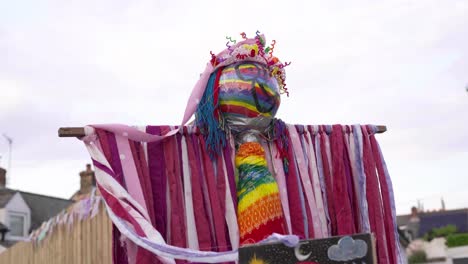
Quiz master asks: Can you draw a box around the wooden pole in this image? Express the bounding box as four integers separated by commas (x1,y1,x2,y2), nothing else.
58,125,387,137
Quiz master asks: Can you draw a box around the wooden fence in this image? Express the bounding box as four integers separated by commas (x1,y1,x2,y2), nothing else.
0,203,112,264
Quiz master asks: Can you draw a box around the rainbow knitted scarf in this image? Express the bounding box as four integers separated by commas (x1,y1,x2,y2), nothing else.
235,141,286,245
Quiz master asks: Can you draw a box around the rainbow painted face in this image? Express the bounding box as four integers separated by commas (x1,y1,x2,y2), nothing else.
218,62,281,120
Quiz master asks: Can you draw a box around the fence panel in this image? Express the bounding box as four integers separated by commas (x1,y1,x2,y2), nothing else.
0,203,112,264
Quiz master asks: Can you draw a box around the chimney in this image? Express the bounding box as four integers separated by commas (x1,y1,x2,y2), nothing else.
79,164,96,195
0,167,6,188
410,206,419,218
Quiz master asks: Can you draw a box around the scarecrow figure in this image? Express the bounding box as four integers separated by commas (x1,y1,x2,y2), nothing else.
194,33,290,245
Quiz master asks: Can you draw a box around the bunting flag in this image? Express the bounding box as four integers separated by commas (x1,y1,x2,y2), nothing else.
80,123,404,264
29,193,102,244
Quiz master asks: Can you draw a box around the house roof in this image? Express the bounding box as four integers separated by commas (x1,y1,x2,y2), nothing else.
0,188,73,232
0,188,15,208
397,208,468,237
19,191,73,232
418,209,468,237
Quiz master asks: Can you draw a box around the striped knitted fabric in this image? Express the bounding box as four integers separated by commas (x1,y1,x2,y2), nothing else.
219,62,281,119
235,141,286,245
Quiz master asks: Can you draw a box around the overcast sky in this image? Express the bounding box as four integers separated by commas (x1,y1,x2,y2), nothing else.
1,0,467,215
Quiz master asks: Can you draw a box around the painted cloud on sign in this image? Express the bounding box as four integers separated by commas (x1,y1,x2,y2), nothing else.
327,236,368,261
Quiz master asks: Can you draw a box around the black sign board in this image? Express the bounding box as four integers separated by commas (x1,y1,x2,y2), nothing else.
239,233,376,264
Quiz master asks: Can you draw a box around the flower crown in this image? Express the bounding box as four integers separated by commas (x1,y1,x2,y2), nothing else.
209,31,290,96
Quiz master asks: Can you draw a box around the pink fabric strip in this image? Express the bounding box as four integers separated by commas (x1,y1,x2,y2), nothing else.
262,140,275,176
288,125,321,238
268,142,292,234
115,135,149,218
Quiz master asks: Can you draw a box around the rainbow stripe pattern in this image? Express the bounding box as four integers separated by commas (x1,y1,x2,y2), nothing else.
219,62,281,119
235,141,286,245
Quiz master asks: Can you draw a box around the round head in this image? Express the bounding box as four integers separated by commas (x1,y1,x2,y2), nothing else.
218,62,281,120
194,32,290,155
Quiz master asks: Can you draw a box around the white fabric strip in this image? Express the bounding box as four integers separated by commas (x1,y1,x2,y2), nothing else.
221,151,240,251
137,126,149,165
324,134,333,184
287,125,321,238
115,134,150,218
355,125,370,232
84,137,176,264
305,131,328,237
181,136,199,250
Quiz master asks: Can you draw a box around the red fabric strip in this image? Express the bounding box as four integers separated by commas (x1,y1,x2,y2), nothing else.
331,125,355,235
96,130,129,264
185,130,213,250
369,126,397,264
216,154,227,235
163,130,187,254
213,67,223,120
98,184,146,236
361,126,390,264
342,128,361,232
219,105,260,118
129,140,160,264
199,135,229,252
285,129,306,238
319,127,337,235
96,130,112,164
146,126,168,241
129,141,156,226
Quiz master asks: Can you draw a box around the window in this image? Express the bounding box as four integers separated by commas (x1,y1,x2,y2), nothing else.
9,214,25,237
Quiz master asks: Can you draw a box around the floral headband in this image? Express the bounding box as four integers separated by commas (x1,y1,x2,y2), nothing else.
208,31,290,96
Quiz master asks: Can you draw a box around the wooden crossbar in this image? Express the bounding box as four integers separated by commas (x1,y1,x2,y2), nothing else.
58,125,387,137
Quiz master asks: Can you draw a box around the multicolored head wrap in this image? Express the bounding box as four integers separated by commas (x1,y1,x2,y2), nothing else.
195,32,291,156
210,32,290,95
219,62,281,119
